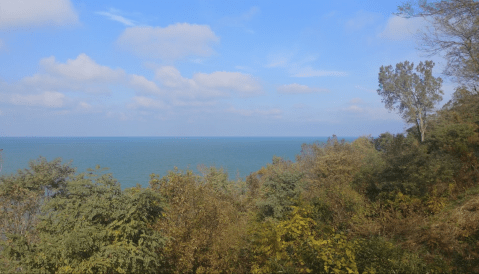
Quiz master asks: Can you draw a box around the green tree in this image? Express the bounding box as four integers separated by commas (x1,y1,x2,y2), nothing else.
0,157,75,272
378,60,443,142
0,157,75,240
255,156,304,220
3,167,166,274
397,0,479,89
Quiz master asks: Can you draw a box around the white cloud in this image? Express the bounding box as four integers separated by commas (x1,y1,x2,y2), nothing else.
40,54,124,81
0,0,78,29
349,98,364,104
194,71,262,95
128,96,167,109
170,100,217,107
292,66,348,77
155,66,262,98
155,66,194,89
346,105,364,113
129,74,162,94
78,101,92,110
0,53,135,113
96,10,136,26
19,54,125,94
9,91,65,108
378,16,427,41
345,10,381,31
227,106,282,118
106,111,132,121
117,23,219,60
277,83,329,94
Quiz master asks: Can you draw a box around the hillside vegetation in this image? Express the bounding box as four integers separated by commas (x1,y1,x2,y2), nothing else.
2,0,479,272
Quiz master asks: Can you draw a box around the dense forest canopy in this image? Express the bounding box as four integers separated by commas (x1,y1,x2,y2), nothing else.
1,0,479,273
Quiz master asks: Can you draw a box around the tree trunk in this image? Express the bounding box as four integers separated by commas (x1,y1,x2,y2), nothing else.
419,120,425,142
418,111,425,142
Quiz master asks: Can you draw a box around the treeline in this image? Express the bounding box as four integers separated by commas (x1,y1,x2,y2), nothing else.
0,88,478,273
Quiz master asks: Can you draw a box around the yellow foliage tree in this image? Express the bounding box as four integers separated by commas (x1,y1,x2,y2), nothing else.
249,203,359,274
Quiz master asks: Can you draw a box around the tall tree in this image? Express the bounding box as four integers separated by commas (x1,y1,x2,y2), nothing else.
397,0,479,90
378,60,443,142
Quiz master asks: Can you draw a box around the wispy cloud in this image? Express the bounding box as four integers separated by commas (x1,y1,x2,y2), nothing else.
265,49,298,68
323,11,337,19
277,83,329,94
349,98,364,104
96,10,137,26
292,66,348,77
378,16,427,41
127,96,168,109
266,56,291,68
5,91,65,108
345,105,364,113
355,85,376,93
266,51,347,77
234,65,249,71
345,10,381,32
117,23,219,61
342,99,402,121
221,6,260,26
226,106,282,118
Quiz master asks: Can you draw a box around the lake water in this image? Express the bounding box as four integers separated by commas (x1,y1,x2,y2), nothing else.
0,137,355,189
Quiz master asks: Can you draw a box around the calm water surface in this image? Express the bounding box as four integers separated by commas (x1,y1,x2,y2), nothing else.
0,137,355,189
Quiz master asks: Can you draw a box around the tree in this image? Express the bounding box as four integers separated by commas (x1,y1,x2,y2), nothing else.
397,0,479,90
0,157,74,241
149,168,249,273
248,203,360,274
378,60,443,142
255,156,304,220
0,157,75,272
3,167,166,274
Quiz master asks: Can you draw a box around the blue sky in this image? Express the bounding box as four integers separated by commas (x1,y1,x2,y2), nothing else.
0,0,454,137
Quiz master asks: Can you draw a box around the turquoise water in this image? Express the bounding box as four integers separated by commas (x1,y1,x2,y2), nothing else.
0,137,355,189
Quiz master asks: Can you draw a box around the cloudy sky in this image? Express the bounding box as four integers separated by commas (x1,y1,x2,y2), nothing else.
0,0,453,137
